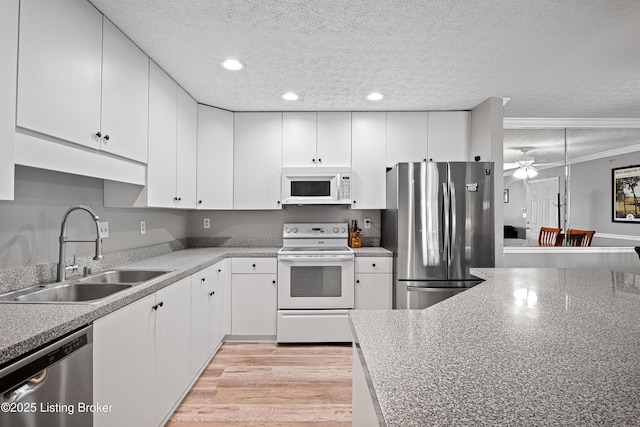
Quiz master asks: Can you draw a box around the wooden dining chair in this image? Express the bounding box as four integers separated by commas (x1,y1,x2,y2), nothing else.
565,229,596,247
538,227,562,246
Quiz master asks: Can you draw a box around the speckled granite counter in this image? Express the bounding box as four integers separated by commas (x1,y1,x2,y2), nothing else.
0,247,279,366
350,268,640,426
352,247,392,257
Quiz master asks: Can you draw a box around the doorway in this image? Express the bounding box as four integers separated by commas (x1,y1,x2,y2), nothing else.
526,177,560,244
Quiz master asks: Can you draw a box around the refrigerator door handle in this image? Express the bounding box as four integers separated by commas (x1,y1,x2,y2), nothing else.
449,181,457,263
442,182,450,264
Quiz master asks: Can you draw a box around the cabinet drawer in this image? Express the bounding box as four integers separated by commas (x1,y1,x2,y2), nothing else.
231,257,277,274
355,257,392,274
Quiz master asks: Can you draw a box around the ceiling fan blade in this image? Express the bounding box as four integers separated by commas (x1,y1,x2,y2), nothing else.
503,162,520,170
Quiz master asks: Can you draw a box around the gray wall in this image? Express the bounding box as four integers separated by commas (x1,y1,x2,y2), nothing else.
190,206,381,241
0,166,189,270
570,151,640,241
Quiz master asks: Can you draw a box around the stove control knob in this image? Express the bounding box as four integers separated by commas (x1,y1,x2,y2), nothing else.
292,228,298,233
340,227,346,233
333,227,339,233
285,228,291,233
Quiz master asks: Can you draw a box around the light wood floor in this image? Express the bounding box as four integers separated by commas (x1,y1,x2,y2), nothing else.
167,342,353,427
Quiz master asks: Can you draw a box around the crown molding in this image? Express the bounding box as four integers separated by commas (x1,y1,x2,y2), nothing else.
503,118,640,129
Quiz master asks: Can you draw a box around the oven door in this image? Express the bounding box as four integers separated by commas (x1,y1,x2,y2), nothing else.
278,255,354,309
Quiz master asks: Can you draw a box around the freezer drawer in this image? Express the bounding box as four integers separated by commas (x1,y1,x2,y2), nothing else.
395,280,483,309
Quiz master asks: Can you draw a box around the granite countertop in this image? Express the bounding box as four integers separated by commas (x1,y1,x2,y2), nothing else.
352,247,392,256
0,245,391,366
350,268,640,426
0,247,279,366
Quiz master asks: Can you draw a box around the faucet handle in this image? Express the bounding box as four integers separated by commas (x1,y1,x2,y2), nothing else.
66,255,79,273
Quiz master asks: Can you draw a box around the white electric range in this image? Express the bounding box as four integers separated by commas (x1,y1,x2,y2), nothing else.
276,223,355,343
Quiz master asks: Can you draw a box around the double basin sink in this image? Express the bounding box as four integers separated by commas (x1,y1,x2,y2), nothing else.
0,270,171,304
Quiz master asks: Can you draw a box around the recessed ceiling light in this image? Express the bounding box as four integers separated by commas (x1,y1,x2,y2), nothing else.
282,92,299,101
366,92,385,101
221,59,245,71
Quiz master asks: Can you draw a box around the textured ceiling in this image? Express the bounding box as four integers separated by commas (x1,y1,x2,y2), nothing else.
88,0,640,117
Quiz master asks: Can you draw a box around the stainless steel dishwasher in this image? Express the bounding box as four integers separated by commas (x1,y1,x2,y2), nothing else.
0,325,93,427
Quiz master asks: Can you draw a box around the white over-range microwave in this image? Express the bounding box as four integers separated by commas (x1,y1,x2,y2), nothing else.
281,167,353,205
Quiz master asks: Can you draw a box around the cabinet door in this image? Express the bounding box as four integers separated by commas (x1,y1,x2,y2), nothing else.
147,61,178,208
176,87,198,208
196,105,234,209
427,111,470,161
231,273,277,335
352,112,386,209
100,18,149,163
190,267,213,377
210,271,226,351
355,273,393,309
94,294,156,427
386,112,428,166
155,276,192,424
17,0,102,149
283,112,317,167
317,112,351,167
233,113,283,209
0,0,18,200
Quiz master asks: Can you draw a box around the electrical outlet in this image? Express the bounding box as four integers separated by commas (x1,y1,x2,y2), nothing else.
364,218,371,229
98,221,109,238
204,218,210,229
140,220,146,235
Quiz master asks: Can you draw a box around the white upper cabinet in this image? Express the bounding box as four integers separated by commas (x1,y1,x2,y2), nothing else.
427,111,470,161
234,113,283,210
104,64,197,209
147,62,178,208
176,87,198,208
386,112,429,167
197,105,234,209
352,112,387,209
100,18,149,163
283,112,351,167
0,0,18,200
17,0,102,150
17,0,149,164
283,112,316,167
317,112,352,167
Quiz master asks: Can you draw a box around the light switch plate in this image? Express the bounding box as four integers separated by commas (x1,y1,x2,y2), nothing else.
140,220,146,235
98,221,109,238
204,218,210,229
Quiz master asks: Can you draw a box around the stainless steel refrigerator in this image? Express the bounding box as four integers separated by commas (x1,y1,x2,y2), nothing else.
382,162,495,309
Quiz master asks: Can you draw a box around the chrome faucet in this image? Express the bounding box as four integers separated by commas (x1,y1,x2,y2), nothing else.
57,205,104,282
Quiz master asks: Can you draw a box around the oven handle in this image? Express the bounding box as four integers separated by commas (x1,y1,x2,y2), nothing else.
278,255,354,262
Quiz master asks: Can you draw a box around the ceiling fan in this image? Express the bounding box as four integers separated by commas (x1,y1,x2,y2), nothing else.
504,147,539,179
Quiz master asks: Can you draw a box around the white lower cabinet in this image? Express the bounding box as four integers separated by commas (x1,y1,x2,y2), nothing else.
94,276,193,427
354,257,393,309
352,345,381,426
155,277,192,425
190,261,227,377
231,258,278,336
94,293,156,427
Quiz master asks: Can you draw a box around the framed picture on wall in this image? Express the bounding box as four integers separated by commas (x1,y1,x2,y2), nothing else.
613,164,640,223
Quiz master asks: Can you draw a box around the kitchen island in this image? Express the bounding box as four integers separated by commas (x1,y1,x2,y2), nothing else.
350,268,640,426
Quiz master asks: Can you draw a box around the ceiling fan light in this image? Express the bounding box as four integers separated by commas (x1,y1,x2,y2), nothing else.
514,166,538,180
513,167,528,179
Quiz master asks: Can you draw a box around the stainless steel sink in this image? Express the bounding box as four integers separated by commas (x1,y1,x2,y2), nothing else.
0,269,171,304
75,269,170,284
15,283,132,303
